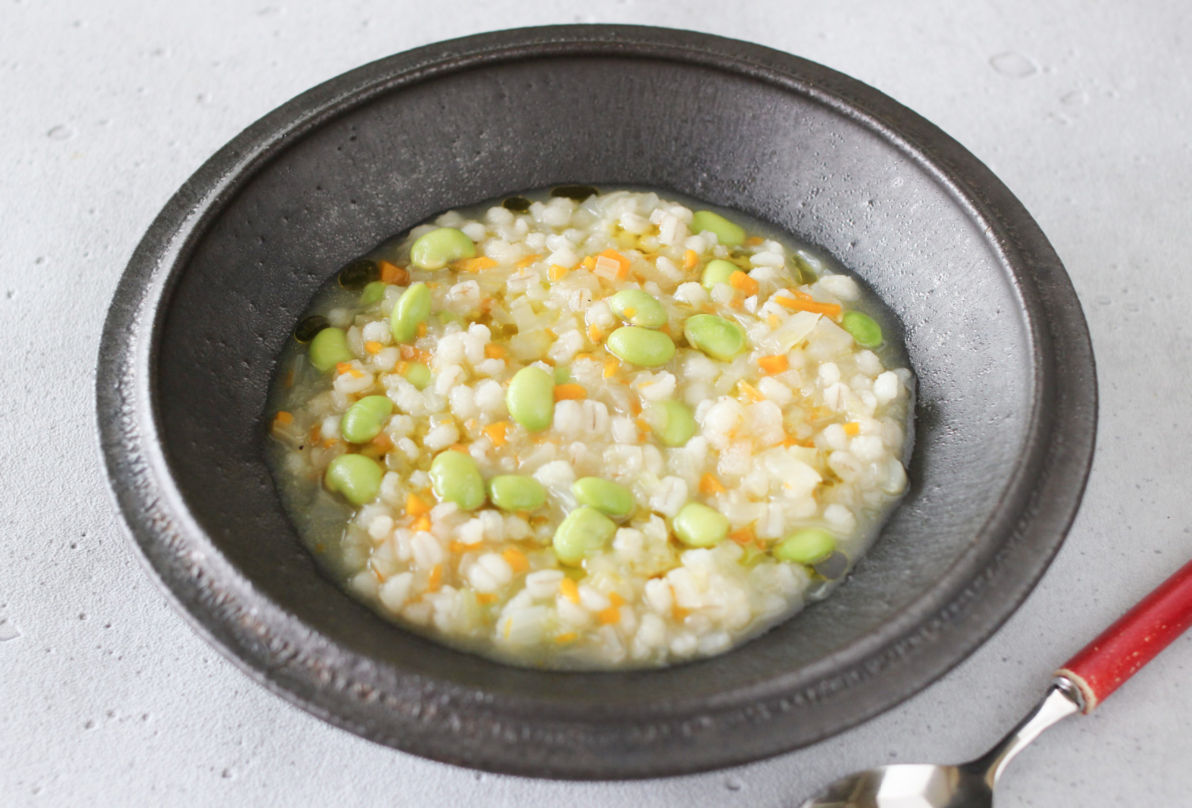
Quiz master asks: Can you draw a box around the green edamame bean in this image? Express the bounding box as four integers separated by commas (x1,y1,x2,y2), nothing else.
607,289,667,328
429,450,485,510
410,227,476,270
324,453,385,506
360,280,387,305
841,311,883,348
672,502,729,547
683,314,747,361
605,326,676,367
403,361,431,390
571,477,636,518
644,399,697,447
690,210,746,247
390,281,431,343
488,474,547,512
308,327,354,371
505,366,555,432
552,506,617,565
773,528,836,564
339,395,394,443
701,258,738,290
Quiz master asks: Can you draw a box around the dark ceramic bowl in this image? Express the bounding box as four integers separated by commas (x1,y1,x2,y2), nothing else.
97,25,1096,779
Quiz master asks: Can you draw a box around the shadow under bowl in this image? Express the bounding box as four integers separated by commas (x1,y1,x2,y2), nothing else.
97,25,1096,779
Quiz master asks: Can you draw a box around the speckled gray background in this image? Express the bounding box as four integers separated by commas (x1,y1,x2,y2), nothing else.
2,1,1190,805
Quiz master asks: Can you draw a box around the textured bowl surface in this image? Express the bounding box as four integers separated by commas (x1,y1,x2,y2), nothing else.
97,25,1096,779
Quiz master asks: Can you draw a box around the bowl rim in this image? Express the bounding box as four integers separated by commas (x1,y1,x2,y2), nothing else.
96,24,1097,779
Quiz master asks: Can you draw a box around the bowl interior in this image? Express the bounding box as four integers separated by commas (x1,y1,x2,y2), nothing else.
113,29,1093,779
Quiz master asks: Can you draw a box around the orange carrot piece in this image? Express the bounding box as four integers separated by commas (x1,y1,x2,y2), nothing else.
460,256,497,272
596,249,631,279
729,526,756,546
483,421,509,447
484,343,507,359
406,492,431,517
683,249,698,270
502,548,529,573
602,359,619,378
412,514,432,533
729,270,759,297
426,564,443,592
554,632,578,644
699,473,727,496
608,592,626,608
549,264,570,281
774,291,842,318
559,578,580,604
379,260,408,285
273,411,293,427
587,323,603,343
745,236,764,246
581,255,597,270
597,606,621,625
738,380,765,402
364,340,383,355
371,432,393,452
843,421,861,436
553,383,587,401
758,354,789,375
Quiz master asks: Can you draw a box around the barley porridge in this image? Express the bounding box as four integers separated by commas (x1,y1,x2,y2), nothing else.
267,188,914,670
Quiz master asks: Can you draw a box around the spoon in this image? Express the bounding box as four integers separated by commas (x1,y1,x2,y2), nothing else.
799,557,1192,808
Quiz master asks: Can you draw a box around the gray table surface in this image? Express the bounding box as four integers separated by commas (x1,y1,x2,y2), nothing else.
3,1,1190,805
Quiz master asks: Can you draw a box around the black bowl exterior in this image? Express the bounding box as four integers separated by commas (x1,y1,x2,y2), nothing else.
97,25,1095,778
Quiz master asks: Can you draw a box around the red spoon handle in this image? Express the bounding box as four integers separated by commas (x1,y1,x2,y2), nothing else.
1056,557,1192,713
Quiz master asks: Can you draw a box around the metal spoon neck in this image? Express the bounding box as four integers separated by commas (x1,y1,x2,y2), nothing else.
967,676,1084,788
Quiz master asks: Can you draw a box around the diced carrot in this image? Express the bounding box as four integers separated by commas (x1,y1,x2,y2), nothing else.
843,421,861,436
484,343,507,359
729,526,756,546
371,432,393,452
335,362,363,378
699,473,727,496
738,380,765,402
629,398,642,415
460,256,497,272
758,354,789,375
581,255,596,270
273,411,293,427
553,383,587,401
603,359,619,378
406,492,431,517
476,592,498,605
683,249,698,270
483,421,509,447
608,592,626,608
549,264,570,282
379,260,408,285
309,423,322,443
559,578,580,604
596,249,631,279
321,438,337,449
412,514,432,533
554,632,578,644
449,443,469,454
729,270,760,297
502,547,529,573
774,290,842,318
745,236,764,246
364,340,383,354
515,254,541,269
587,323,603,343
426,564,443,592
597,606,621,625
